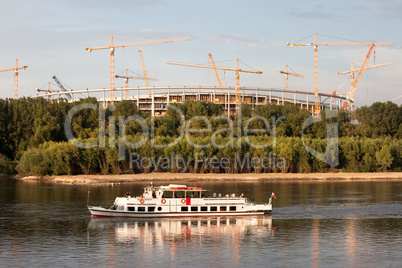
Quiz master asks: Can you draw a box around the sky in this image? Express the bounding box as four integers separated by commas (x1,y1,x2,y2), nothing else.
0,0,401,107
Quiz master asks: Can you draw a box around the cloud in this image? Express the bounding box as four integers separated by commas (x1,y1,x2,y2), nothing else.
196,33,270,48
354,0,402,19
288,9,346,21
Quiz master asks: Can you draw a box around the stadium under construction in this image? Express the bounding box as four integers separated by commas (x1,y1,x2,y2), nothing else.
32,85,352,116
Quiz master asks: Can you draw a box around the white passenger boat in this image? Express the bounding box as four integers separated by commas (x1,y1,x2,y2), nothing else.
88,184,276,218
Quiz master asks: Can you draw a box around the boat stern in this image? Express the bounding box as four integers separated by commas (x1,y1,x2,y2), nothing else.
255,203,272,214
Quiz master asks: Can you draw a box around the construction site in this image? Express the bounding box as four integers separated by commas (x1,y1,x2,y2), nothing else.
4,34,393,116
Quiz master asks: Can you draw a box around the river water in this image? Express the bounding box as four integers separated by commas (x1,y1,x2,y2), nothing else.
1,178,401,267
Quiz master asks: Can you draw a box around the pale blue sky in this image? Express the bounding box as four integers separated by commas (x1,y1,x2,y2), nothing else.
0,0,400,106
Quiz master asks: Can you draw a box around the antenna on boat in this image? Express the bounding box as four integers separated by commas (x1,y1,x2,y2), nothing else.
87,190,90,205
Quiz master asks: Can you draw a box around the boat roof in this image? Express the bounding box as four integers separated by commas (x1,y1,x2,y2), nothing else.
158,184,207,191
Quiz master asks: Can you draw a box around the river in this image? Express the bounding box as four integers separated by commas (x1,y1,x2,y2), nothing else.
1,178,401,267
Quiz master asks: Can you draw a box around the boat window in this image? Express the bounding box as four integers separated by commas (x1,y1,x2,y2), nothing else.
191,206,198,212
200,206,208,211
148,207,155,212
158,207,162,211
181,206,188,212
138,207,146,212
127,206,135,211
210,206,217,211
230,206,236,211
220,206,227,211
163,191,173,198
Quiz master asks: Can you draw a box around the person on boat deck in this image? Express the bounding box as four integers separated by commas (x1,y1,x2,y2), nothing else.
125,192,131,198
240,193,244,198
191,192,195,198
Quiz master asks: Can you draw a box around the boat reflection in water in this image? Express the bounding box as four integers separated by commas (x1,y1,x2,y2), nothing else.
88,216,273,248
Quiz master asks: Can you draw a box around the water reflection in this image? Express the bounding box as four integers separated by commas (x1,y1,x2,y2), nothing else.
88,216,273,265
88,216,273,244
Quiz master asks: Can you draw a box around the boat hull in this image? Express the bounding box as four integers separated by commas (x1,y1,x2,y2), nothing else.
88,206,271,218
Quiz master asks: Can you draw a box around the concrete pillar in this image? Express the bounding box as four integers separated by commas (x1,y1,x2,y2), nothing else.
256,89,259,105
137,89,139,109
227,89,230,116
151,90,155,117
167,89,170,106
269,90,272,104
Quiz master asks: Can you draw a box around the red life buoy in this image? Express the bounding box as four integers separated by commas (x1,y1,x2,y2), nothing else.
181,198,186,204
139,198,145,204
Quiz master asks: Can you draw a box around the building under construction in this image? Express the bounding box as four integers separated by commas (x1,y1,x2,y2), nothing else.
32,86,351,116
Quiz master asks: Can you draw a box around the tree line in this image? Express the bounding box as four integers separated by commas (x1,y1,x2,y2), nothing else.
0,97,400,175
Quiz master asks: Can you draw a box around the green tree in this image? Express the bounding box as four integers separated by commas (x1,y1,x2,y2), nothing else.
375,145,393,171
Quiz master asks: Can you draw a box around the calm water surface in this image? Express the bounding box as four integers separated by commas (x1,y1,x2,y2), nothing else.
0,178,401,267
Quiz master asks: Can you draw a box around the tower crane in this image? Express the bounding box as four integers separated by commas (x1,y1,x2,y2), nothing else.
287,33,393,116
35,82,58,101
167,54,262,112
341,44,376,111
115,69,158,98
85,35,189,104
278,65,304,98
338,61,392,110
0,59,28,99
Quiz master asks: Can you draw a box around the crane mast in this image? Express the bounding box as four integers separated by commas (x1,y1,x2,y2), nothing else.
0,59,28,99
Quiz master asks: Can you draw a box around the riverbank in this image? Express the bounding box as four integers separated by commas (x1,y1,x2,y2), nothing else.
16,172,402,185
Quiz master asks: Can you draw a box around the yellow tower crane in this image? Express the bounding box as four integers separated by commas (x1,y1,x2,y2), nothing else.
0,59,28,99
85,35,189,104
287,33,393,116
278,65,304,98
167,54,262,112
